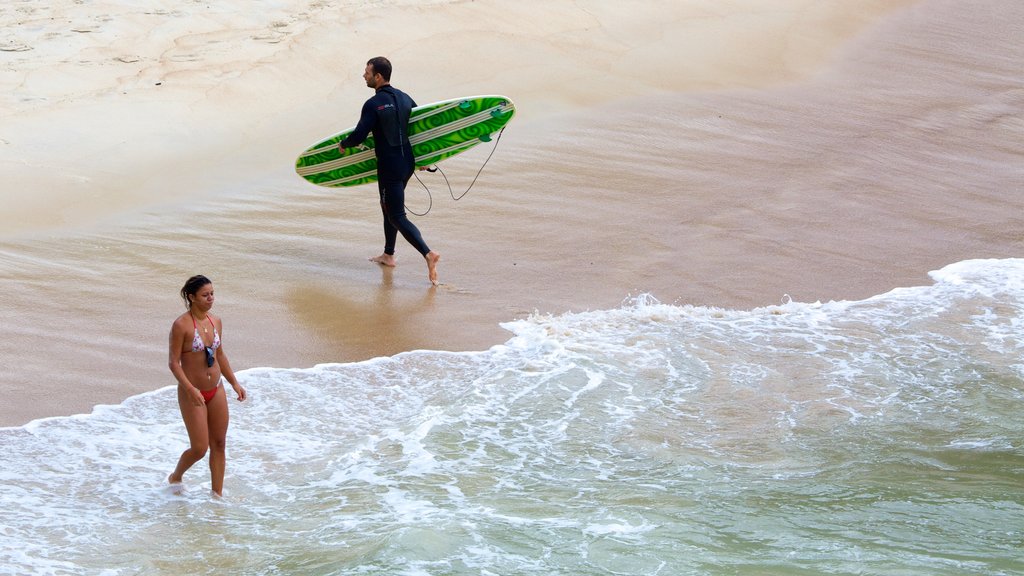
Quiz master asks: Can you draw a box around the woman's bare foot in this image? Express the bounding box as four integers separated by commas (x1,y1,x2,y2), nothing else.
425,251,441,285
168,474,184,494
369,253,397,267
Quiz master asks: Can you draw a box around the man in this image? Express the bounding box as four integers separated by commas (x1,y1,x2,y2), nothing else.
338,56,441,285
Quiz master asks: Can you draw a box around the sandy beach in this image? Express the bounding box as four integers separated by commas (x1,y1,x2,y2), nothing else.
1,0,1021,427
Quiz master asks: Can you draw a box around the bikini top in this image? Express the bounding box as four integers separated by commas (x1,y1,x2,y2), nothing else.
191,314,221,353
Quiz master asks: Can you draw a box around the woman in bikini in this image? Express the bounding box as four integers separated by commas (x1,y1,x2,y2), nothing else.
168,275,246,496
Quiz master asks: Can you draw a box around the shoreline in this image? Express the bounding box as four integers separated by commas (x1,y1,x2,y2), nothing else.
3,0,1022,428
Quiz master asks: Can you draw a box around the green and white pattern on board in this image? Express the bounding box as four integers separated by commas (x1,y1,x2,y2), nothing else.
295,95,516,188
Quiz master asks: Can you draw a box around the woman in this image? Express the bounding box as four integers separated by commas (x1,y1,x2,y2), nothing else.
168,275,246,496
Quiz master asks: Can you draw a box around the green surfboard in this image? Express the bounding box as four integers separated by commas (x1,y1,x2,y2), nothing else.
295,94,515,188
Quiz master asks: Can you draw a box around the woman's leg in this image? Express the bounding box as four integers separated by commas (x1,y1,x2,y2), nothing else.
169,386,210,484
205,385,230,496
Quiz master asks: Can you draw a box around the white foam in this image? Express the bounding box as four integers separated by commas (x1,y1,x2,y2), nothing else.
2,258,1023,574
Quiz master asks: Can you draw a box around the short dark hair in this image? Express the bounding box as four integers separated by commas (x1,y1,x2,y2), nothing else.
367,56,392,81
180,275,212,309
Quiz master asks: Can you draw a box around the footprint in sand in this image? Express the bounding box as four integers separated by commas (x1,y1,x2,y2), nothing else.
438,283,472,294
253,19,294,44
0,40,32,52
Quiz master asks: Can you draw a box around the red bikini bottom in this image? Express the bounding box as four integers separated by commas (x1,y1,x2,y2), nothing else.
200,385,219,404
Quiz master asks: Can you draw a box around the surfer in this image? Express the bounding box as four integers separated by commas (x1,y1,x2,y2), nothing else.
167,275,246,497
338,56,441,286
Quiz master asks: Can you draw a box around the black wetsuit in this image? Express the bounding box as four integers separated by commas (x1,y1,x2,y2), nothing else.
339,85,430,257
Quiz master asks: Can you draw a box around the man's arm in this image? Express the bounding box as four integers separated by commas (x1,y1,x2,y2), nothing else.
339,99,376,150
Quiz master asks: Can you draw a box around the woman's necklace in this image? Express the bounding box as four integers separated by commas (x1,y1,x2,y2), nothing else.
191,312,209,333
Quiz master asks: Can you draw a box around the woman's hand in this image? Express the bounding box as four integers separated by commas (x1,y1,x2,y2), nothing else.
232,382,247,402
187,385,205,406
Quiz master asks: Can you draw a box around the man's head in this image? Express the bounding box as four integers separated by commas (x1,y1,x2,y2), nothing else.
363,56,392,89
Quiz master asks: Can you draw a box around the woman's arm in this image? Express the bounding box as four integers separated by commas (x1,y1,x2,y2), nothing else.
168,319,204,406
214,318,246,401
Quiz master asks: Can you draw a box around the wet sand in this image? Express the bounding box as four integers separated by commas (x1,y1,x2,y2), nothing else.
1,0,1021,426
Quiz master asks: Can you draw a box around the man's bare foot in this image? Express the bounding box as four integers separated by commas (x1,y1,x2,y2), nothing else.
370,253,396,267
425,251,441,285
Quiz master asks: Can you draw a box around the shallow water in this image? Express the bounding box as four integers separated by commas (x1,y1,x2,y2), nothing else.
1,1,1023,572
2,259,1022,575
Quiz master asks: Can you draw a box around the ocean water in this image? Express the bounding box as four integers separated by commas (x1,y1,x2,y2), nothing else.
1,258,1022,575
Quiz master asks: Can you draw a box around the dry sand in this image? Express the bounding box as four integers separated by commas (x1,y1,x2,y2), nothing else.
1,0,1021,426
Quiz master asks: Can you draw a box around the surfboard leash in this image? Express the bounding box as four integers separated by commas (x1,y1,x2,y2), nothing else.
408,127,506,216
